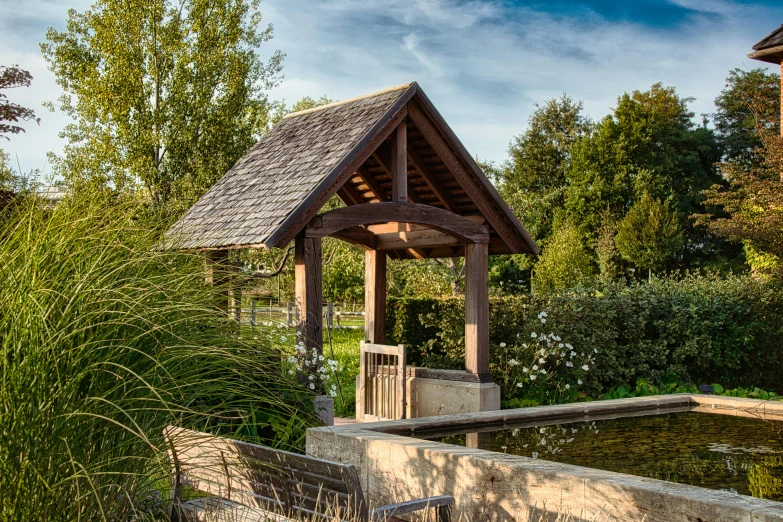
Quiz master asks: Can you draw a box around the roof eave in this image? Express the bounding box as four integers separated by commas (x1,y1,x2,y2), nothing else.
748,45,783,65
410,88,541,256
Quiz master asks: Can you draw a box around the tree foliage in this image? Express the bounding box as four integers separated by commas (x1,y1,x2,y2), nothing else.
615,191,684,273
0,65,39,139
533,224,594,291
42,0,283,212
500,95,590,243
714,68,780,168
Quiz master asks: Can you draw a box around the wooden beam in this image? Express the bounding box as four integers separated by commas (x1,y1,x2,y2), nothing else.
373,146,424,204
331,226,376,250
375,228,462,251
391,121,407,202
205,250,230,315
407,100,537,255
365,250,386,344
304,202,489,244
295,236,322,354
407,147,459,212
465,242,489,378
357,165,387,201
337,185,361,206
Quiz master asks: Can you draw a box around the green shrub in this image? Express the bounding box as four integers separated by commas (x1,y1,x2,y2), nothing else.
387,275,783,400
0,194,314,521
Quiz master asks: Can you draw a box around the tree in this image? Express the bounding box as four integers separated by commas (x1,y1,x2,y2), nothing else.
42,0,284,212
565,83,727,268
533,224,595,291
696,132,783,277
714,68,780,168
615,191,684,275
499,95,590,244
0,65,39,139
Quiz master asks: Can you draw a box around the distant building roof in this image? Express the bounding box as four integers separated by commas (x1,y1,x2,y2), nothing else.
37,186,68,203
749,24,783,64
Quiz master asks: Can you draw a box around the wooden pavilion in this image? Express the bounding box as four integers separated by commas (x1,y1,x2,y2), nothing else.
165,82,538,415
749,23,783,136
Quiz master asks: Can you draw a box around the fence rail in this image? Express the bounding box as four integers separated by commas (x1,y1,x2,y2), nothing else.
232,300,365,330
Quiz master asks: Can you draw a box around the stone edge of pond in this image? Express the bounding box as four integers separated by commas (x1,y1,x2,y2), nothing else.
306,395,783,521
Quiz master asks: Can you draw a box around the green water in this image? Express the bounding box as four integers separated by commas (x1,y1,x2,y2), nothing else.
424,411,783,499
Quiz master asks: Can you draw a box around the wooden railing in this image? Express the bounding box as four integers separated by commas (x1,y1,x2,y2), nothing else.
232,301,365,329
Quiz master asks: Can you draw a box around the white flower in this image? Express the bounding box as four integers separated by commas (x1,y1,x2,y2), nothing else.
558,343,564,348
532,365,538,371
594,348,598,353
287,356,297,363
522,367,529,373
565,384,571,390
538,311,548,318
570,351,576,357
288,370,295,375
516,382,524,388
499,342,507,348
582,365,590,371
577,379,583,385
565,343,573,349
281,336,287,341
308,375,314,380
530,374,537,380
509,359,519,366
309,383,315,390
538,358,546,364
531,332,537,338
540,369,547,375
566,361,573,367
540,317,547,324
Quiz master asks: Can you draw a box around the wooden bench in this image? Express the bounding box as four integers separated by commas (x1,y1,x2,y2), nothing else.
164,426,454,522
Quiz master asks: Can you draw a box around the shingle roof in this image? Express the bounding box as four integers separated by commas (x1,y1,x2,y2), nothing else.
164,84,414,250
164,81,539,256
753,24,783,51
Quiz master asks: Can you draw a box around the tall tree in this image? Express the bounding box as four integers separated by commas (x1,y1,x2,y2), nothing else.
714,68,780,169
565,83,726,268
499,95,590,244
42,0,283,212
533,223,595,291
615,191,684,276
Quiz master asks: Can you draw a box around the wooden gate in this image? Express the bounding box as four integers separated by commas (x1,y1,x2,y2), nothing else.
359,342,406,422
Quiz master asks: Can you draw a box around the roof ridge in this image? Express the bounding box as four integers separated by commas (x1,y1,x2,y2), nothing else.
281,82,415,119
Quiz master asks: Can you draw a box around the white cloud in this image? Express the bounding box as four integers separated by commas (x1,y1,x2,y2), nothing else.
2,0,782,175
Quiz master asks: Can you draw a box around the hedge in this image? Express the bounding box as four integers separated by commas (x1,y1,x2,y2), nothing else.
386,275,783,398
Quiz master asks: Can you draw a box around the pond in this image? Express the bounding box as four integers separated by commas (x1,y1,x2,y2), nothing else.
423,410,783,500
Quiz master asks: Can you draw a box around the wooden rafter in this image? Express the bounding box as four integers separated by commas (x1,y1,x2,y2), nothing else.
407,146,459,212
357,165,388,202
407,99,538,255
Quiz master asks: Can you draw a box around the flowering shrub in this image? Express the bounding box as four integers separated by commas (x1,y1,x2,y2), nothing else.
387,275,783,395
285,340,340,398
497,311,595,406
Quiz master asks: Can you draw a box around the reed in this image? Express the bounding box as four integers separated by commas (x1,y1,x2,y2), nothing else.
0,192,314,521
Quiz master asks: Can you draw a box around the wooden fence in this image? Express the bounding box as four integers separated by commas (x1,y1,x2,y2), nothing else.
232,300,365,330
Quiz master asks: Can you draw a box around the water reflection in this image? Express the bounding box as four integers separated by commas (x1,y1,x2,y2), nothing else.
430,411,783,500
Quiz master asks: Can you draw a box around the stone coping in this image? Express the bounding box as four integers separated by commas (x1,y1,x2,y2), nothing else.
307,395,783,521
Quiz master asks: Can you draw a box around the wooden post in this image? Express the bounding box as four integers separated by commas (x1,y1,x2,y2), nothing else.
250,299,257,327
391,121,407,202
465,242,490,379
205,250,230,315
295,236,323,354
230,286,242,323
365,250,386,344
286,302,293,327
326,302,334,330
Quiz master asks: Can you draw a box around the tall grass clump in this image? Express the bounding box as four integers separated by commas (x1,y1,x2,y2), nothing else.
0,192,315,521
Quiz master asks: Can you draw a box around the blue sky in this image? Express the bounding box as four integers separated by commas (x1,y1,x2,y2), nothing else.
1,0,782,178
